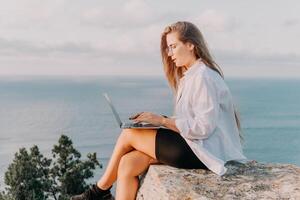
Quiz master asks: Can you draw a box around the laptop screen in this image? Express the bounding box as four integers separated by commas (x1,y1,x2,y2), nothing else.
103,93,122,127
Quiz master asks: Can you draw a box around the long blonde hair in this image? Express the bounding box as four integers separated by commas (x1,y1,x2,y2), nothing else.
160,21,243,142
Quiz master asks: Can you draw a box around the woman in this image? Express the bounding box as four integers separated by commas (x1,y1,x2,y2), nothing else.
71,21,247,200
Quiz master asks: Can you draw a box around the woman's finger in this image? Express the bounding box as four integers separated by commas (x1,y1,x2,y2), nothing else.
129,112,143,120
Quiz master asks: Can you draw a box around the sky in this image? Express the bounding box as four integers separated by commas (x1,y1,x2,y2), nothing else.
0,0,300,78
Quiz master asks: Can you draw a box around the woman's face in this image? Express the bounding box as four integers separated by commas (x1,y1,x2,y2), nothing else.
166,31,196,69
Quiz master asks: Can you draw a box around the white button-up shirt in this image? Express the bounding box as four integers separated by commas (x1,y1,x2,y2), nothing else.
174,59,247,176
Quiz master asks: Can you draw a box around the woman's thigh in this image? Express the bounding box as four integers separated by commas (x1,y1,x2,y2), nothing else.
155,128,208,169
121,128,157,160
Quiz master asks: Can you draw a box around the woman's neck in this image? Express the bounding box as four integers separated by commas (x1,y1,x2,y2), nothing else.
184,57,198,71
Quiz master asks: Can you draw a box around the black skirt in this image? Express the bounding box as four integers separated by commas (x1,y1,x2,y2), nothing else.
155,128,208,169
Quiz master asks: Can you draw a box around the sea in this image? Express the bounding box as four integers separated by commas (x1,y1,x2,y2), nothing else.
0,76,300,193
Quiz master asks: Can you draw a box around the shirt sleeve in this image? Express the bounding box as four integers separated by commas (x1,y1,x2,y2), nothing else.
175,76,219,140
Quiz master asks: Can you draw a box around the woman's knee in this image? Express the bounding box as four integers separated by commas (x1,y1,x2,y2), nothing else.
117,129,134,146
119,129,136,142
118,151,151,178
119,129,157,159
119,129,141,146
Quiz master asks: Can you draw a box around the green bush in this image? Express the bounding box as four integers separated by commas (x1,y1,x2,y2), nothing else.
2,135,101,200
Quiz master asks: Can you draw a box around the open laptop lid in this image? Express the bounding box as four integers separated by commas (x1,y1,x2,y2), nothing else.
103,93,122,128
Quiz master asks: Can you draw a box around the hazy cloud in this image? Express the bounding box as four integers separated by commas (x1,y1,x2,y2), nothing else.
193,10,240,32
282,18,299,27
80,0,163,28
0,38,95,56
214,49,300,66
0,0,300,77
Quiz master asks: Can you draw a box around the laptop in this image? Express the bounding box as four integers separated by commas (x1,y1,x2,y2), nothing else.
103,93,162,129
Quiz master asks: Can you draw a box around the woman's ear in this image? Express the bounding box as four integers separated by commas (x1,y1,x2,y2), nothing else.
187,42,195,51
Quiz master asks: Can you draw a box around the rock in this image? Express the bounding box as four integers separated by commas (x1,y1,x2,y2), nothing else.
136,161,300,200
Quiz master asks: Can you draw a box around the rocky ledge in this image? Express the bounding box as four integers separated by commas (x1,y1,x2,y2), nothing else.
136,161,300,200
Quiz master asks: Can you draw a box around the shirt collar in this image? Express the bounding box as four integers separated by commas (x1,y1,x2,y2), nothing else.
178,59,203,85
183,58,203,78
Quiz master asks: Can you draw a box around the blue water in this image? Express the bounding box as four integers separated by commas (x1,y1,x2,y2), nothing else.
0,76,300,191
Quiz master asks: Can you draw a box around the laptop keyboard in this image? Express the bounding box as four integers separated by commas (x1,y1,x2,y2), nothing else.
123,122,154,128
132,123,143,127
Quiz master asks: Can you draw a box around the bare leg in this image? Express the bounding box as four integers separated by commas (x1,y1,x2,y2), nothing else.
116,150,155,200
97,129,157,190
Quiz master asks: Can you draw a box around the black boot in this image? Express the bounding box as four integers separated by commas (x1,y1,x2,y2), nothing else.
70,184,114,200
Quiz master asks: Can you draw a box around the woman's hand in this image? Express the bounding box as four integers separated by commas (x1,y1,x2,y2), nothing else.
129,112,164,126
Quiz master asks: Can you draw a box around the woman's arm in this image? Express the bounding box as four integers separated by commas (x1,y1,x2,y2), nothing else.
160,116,180,133
131,112,180,133
174,76,219,140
